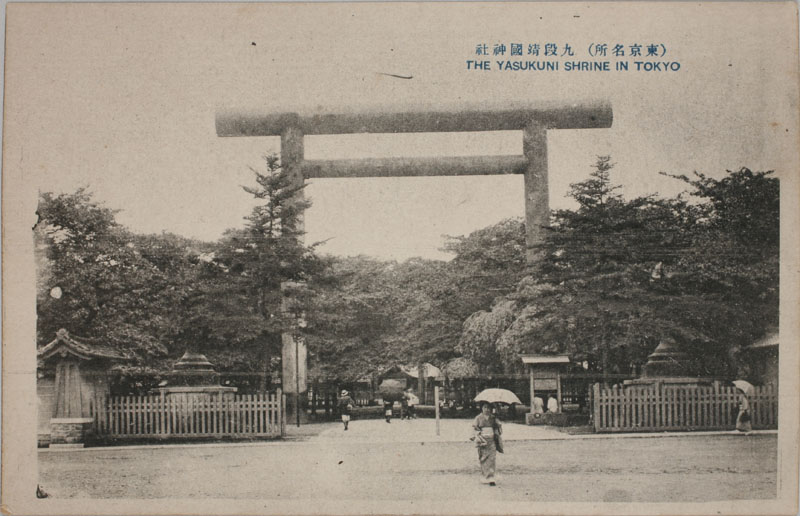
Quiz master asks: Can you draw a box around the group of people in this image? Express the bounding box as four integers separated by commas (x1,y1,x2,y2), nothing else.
394,388,419,421
530,395,559,414
337,388,420,429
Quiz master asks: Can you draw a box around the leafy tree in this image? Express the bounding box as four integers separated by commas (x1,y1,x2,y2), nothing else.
387,258,464,366
36,188,121,341
663,168,779,248
459,159,779,379
35,189,194,367
35,154,327,381
660,168,779,303
441,218,527,315
458,299,516,373
304,217,528,380
303,256,398,381
304,255,465,380
661,168,779,371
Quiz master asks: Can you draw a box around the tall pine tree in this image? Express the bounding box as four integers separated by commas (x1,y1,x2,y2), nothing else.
215,154,325,387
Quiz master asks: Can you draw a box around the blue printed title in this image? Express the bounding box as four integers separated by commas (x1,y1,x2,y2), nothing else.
467,43,680,72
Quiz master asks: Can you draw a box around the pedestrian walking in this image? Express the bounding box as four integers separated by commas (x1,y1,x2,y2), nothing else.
471,401,503,486
338,390,356,431
735,388,752,433
383,398,393,423
405,389,418,419
400,391,409,420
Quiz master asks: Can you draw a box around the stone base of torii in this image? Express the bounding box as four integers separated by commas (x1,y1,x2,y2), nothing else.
216,101,613,424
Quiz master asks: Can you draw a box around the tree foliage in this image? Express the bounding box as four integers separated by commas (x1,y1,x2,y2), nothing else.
36,154,327,378
36,158,778,385
35,189,200,368
183,154,326,376
459,159,778,378
303,256,398,381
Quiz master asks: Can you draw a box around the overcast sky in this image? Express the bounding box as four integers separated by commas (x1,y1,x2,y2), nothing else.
5,3,797,260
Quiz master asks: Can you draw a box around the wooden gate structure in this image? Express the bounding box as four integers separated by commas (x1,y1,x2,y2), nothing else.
593,383,777,433
216,101,614,423
89,390,285,440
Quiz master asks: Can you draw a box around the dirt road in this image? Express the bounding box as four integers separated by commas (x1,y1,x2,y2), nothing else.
39,422,775,502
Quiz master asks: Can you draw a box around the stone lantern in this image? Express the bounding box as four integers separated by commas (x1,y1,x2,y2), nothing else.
152,350,237,401
625,338,713,387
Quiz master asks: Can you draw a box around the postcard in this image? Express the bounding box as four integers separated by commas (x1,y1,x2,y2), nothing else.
2,2,798,515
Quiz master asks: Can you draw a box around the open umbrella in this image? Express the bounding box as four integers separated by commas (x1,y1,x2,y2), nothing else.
732,380,755,395
474,388,522,405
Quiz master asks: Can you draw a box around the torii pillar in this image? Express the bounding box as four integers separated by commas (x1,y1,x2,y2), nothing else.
217,101,613,423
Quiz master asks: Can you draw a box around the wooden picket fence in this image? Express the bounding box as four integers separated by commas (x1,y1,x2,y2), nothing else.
90,391,285,439
593,383,777,433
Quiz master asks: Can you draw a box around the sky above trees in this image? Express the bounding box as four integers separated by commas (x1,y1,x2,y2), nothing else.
6,3,797,260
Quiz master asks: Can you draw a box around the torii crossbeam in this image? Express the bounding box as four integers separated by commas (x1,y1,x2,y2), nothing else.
216,101,613,422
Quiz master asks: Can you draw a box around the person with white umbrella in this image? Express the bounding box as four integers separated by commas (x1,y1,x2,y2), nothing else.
471,389,519,486
733,380,754,433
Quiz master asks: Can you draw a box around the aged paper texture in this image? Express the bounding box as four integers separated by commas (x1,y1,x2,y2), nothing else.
2,2,799,515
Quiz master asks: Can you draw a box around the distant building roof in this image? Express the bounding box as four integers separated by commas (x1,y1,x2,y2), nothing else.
749,331,778,349
38,329,130,362
382,363,443,380
520,354,570,365
401,363,443,379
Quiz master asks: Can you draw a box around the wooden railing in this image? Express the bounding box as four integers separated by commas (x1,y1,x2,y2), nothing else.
593,383,777,432
91,391,284,439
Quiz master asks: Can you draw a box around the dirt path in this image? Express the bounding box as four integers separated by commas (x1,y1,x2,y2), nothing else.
39,428,776,502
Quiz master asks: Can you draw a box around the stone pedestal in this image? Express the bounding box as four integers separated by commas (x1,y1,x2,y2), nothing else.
525,412,545,425
625,377,714,387
50,417,94,447
281,330,308,425
153,385,237,399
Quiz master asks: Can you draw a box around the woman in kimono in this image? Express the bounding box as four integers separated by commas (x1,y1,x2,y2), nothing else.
472,402,502,485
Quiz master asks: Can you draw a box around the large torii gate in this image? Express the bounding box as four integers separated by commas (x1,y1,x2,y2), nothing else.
216,101,613,422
